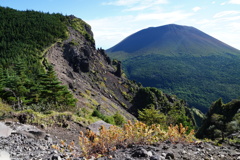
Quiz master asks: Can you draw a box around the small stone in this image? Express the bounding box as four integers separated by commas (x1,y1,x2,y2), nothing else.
150,155,161,160
132,148,149,158
147,151,153,157
52,154,62,160
182,156,190,160
40,124,45,129
166,152,174,159
163,145,169,150
51,150,58,154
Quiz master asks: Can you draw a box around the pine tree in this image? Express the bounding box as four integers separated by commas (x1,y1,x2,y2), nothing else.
38,66,76,108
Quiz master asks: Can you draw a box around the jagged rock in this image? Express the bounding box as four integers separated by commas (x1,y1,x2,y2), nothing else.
98,48,111,65
166,152,175,159
18,113,27,124
51,154,62,160
80,58,89,72
150,155,162,160
106,56,111,65
132,148,149,158
115,61,122,77
87,120,112,135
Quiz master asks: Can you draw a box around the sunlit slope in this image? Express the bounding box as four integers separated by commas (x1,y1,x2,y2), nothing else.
107,24,240,112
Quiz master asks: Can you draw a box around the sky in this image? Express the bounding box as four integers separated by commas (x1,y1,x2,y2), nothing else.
1,0,240,50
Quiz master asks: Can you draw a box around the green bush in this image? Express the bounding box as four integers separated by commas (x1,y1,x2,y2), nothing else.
92,109,104,119
113,112,125,126
138,106,166,126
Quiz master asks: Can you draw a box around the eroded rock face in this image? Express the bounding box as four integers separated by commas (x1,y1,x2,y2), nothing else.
63,45,91,73
115,61,122,77
98,48,111,65
46,26,139,121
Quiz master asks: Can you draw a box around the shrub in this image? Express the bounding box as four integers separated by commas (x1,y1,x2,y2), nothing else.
78,121,195,158
91,109,117,125
92,109,104,119
113,112,125,126
103,116,115,125
138,106,166,126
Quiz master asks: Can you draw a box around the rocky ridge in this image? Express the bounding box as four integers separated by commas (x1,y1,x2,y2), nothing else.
45,23,199,126
46,23,139,120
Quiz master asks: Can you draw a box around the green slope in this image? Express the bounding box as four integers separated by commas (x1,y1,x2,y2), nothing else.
107,24,240,112
0,7,94,107
196,98,240,140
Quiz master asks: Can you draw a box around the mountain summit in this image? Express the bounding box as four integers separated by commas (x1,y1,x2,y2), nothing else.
107,24,240,112
108,24,239,58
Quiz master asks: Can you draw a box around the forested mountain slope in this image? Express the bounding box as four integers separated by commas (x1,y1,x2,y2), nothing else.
107,24,240,112
0,7,199,127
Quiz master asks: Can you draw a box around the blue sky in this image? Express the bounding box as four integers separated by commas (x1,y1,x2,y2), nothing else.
1,0,240,50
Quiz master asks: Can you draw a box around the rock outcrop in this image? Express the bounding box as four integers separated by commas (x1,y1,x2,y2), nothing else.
46,23,139,120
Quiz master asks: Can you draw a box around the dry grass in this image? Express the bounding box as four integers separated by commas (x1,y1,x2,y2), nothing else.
78,121,195,158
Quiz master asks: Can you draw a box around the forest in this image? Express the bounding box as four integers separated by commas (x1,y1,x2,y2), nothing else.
0,7,76,108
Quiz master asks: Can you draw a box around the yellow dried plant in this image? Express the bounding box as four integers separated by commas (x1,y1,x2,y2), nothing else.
78,121,195,158
53,121,196,159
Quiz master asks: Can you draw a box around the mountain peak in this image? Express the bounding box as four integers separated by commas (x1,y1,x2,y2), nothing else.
107,24,240,112
108,24,239,56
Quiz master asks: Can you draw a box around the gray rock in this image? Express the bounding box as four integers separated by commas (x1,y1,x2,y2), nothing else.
166,152,175,159
87,120,112,135
0,122,13,137
150,155,162,160
162,145,169,150
161,153,166,157
51,154,62,160
132,148,149,158
0,150,11,160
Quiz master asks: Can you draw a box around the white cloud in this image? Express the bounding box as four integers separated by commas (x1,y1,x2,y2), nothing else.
228,22,240,31
87,10,192,49
87,16,138,48
103,0,168,11
192,7,201,12
229,0,240,4
220,2,226,5
213,11,240,18
103,0,140,6
90,0,240,50
134,11,192,22
103,0,168,6
210,31,240,50
195,19,210,25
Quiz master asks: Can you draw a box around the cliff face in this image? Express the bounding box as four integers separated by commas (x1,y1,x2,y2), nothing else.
44,17,200,126
46,20,139,120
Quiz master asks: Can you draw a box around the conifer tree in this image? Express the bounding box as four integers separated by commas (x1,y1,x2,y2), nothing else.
38,66,76,107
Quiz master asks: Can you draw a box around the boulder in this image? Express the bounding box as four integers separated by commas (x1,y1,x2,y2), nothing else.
87,120,112,135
